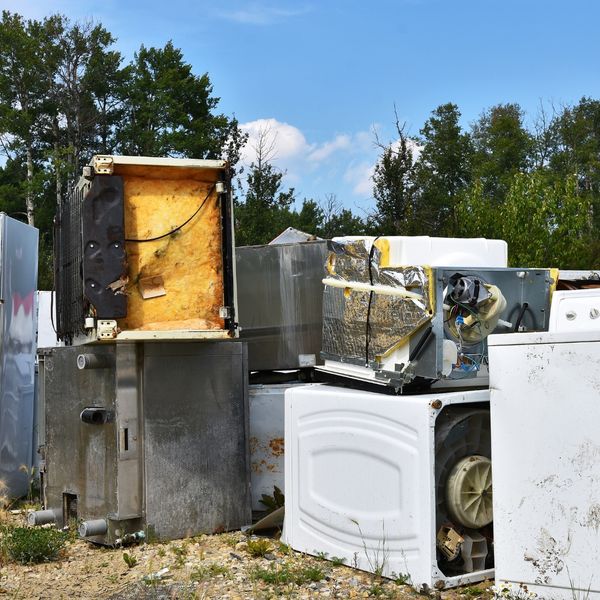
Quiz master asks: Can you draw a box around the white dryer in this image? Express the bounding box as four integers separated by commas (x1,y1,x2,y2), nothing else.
283,384,493,590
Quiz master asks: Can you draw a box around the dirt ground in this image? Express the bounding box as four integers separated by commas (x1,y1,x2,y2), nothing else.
0,512,493,600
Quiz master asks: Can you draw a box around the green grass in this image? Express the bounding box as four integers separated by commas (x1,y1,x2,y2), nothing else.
246,538,272,557
250,563,324,586
1,526,67,564
190,562,230,581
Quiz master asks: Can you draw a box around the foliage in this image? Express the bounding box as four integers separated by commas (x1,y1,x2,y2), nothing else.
1,526,67,564
190,562,230,581
413,102,473,235
122,551,137,569
457,172,592,268
245,537,272,558
258,485,285,512
250,562,324,586
370,114,417,235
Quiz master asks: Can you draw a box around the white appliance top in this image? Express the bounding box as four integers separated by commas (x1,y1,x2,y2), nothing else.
489,329,600,347
331,235,507,268
548,288,600,333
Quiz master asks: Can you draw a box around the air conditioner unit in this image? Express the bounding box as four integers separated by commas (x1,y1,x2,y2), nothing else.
283,384,493,591
318,237,553,390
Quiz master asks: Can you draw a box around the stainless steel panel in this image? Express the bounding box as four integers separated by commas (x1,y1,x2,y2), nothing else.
0,215,39,498
237,241,327,371
43,345,118,530
41,341,250,544
143,342,250,540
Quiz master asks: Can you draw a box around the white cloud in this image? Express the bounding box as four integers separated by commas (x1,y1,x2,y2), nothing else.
238,117,381,202
239,118,310,167
218,3,310,25
307,134,351,162
344,161,375,197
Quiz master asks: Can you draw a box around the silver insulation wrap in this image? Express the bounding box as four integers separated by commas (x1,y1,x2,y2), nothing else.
321,238,432,365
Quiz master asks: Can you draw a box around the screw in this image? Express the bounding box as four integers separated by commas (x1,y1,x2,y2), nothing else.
431,399,442,410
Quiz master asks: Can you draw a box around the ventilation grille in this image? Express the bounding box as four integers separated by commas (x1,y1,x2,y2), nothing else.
55,182,89,343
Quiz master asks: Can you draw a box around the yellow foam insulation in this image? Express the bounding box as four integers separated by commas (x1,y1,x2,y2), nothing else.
117,174,225,332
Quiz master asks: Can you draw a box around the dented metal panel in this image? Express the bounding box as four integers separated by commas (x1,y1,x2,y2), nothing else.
39,341,250,545
489,332,600,598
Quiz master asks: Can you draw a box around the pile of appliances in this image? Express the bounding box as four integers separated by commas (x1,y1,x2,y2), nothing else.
282,235,555,591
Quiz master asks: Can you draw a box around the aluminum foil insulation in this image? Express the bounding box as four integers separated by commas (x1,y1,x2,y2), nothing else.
322,238,432,365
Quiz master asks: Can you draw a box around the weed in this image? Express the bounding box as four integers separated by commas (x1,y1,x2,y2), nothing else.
18,465,39,504
301,565,325,583
330,556,347,566
368,583,387,597
1,526,67,564
157,546,166,558
122,552,138,568
223,534,239,548
190,563,230,581
107,574,119,584
246,538,272,558
171,543,188,568
259,485,285,512
463,586,487,597
391,572,410,586
314,550,329,560
278,542,292,556
351,519,390,578
250,563,324,586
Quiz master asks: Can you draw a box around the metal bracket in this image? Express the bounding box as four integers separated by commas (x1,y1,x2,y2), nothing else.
93,155,114,175
97,320,118,340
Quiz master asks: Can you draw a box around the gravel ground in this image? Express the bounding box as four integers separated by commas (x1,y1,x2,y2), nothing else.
0,513,493,600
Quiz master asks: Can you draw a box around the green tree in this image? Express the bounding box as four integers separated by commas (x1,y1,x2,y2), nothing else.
457,172,592,268
0,11,60,226
370,114,418,234
235,125,296,245
117,41,243,164
471,103,533,203
413,103,473,235
315,194,364,238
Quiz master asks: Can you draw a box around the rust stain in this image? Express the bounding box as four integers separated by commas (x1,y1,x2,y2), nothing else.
269,437,285,457
249,436,259,454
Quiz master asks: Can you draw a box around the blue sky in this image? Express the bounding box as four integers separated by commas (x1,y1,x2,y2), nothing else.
4,0,600,216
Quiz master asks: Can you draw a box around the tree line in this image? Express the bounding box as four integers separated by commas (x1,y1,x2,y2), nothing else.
0,11,596,291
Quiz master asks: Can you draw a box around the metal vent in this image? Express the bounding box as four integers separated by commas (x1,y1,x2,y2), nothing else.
55,181,89,343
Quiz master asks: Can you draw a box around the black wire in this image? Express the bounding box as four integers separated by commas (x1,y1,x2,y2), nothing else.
364,236,381,367
124,183,217,243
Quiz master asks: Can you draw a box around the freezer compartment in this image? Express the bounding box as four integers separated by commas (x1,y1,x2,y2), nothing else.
55,156,237,345
38,341,250,545
237,241,328,371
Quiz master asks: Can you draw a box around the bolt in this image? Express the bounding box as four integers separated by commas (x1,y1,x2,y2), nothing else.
431,399,442,410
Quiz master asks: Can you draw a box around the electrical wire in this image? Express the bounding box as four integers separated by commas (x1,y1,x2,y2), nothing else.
364,236,381,367
124,183,217,243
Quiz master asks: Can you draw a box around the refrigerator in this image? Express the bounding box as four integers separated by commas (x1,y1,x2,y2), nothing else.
0,214,38,498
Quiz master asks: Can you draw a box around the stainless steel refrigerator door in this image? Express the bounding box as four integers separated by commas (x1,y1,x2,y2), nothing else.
143,341,251,540
0,214,38,498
